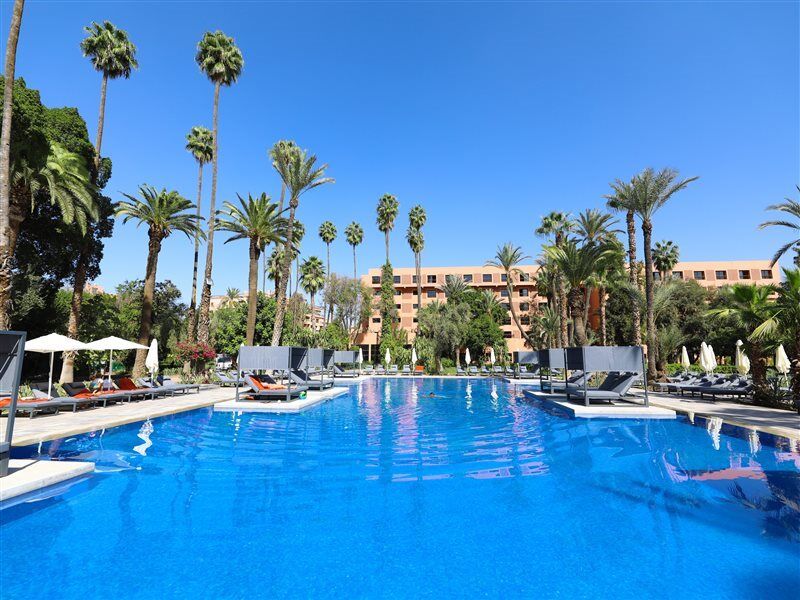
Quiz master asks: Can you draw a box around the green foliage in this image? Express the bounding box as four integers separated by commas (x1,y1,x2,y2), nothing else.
315,322,351,349
196,31,244,86
323,274,371,344
464,313,507,361
81,21,138,79
417,301,470,372
211,292,277,356
378,262,397,340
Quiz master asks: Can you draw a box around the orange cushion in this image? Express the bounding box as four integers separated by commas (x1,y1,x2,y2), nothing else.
0,397,40,407
249,377,267,391
117,377,138,391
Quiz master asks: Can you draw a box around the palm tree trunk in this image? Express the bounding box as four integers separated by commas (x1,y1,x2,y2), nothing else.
583,285,592,330
94,73,108,171
352,245,357,280
626,210,642,345
59,241,89,383
325,242,331,323
749,343,772,404
0,0,25,330
569,288,587,346
642,219,657,379
415,251,422,330
133,233,162,377
508,281,534,347
558,277,569,347
599,286,607,346
384,231,390,264
310,291,316,332
792,329,800,411
271,200,298,345
245,238,258,345
197,81,221,345
186,161,203,342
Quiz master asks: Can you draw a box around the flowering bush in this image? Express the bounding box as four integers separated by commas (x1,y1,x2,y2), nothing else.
175,341,216,373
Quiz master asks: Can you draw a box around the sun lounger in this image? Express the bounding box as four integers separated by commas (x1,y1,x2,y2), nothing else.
113,377,166,399
374,365,386,375
215,370,241,386
479,366,489,376
698,378,753,399
243,374,306,400
362,365,374,375
401,365,411,375
548,371,587,391
517,365,538,379
678,376,730,397
290,369,334,390
333,364,359,378
566,372,638,403
468,366,478,376
492,366,503,376
456,366,466,376
0,394,62,418
388,365,399,375
60,382,132,409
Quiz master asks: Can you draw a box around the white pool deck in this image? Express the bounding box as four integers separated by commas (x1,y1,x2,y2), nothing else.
522,389,678,419
214,386,348,413
0,458,94,502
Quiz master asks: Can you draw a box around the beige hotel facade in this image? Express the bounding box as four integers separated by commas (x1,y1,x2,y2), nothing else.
355,259,780,356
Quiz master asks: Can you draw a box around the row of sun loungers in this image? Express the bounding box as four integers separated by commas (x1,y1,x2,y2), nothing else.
0,376,202,418
653,373,754,399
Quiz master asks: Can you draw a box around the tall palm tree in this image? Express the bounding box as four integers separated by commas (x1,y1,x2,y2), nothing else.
376,194,399,264
267,247,283,293
475,289,503,318
605,178,642,346
291,220,305,296
215,193,286,344
486,243,534,347
184,125,213,339
536,211,574,346
0,0,27,325
758,186,800,267
631,167,698,378
270,147,334,345
299,256,326,331
652,240,680,283
318,220,337,322
575,208,620,325
116,185,202,376
408,204,426,303
439,274,469,304
195,30,244,345
708,284,777,403
545,240,615,346
80,21,138,171
222,287,241,305
344,221,363,279
268,140,299,213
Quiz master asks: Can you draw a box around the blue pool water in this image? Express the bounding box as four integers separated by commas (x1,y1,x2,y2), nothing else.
1,378,799,598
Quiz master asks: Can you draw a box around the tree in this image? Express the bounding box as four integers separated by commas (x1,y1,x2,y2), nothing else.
532,305,560,349
376,193,399,263
631,167,698,378
268,140,300,212
605,178,642,346
378,262,398,344
223,287,241,304
299,256,325,331
212,292,277,357
215,193,286,345
652,240,680,283
536,211,574,346
758,186,800,267
345,221,363,279
116,185,201,376
318,220,337,322
486,243,533,347
323,274,371,345
575,208,620,326
184,125,213,339
291,219,305,296
708,284,776,404
408,204,426,307
195,30,244,345
0,1,26,320
440,274,469,304
80,21,138,171
417,300,470,372
270,146,334,345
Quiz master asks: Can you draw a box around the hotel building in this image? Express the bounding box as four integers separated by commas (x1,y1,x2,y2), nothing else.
355,259,780,356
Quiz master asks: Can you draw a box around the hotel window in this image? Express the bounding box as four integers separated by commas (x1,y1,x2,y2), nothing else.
501,274,508,282
503,331,513,339
693,271,705,280
653,272,661,281
519,302,530,312
412,303,418,309
374,289,380,296
520,272,531,282
715,270,727,280
412,275,417,283
761,270,773,279
426,290,436,298
482,274,493,283
519,288,530,297
394,289,401,296
672,271,683,280
427,275,437,284
413,317,418,323
393,275,401,284
395,304,401,309
739,270,751,280
463,274,473,283
500,290,509,298
372,317,380,323
521,315,530,325
371,276,380,284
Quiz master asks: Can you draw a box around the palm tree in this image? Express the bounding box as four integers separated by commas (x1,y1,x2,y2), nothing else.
474,289,503,318
605,178,643,347
376,194,399,264
758,186,800,267
545,240,614,346
215,193,286,345
575,209,620,326
535,211,574,346
291,220,305,296
631,167,698,378
652,240,680,283
80,21,138,171
195,30,244,345
222,287,241,305
270,147,334,345
439,274,469,304
708,284,777,403
300,256,326,331
184,126,213,339
534,305,561,348
0,0,27,322
318,220,337,322
344,221,363,279
486,243,534,347
116,185,202,376
268,140,300,212
408,204,426,302
267,247,283,292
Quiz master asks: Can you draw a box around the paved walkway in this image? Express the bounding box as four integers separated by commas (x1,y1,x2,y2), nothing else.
0,386,235,447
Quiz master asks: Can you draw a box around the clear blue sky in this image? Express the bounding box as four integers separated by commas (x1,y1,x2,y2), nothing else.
3,1,798,300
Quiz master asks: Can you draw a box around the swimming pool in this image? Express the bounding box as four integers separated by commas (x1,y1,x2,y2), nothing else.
2,378,798,598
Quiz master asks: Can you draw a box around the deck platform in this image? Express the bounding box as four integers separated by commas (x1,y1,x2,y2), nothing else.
0,458,94,502
523,390,677,419
214,386,348,413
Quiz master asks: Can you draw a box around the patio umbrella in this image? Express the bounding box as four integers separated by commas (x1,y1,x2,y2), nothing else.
489,347,496,367
734,340,750,376
707,344,718,373
357,347,363,366
385,348,391,367
411,346,417,365
24,333,88,397
680,346,690,372
145,339,159,379
699,342,713,374
776,344,791,375
465,347,471,366
85,336,149,388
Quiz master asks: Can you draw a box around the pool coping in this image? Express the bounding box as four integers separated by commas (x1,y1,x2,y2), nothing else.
0,458,95,502
214,386,349,413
